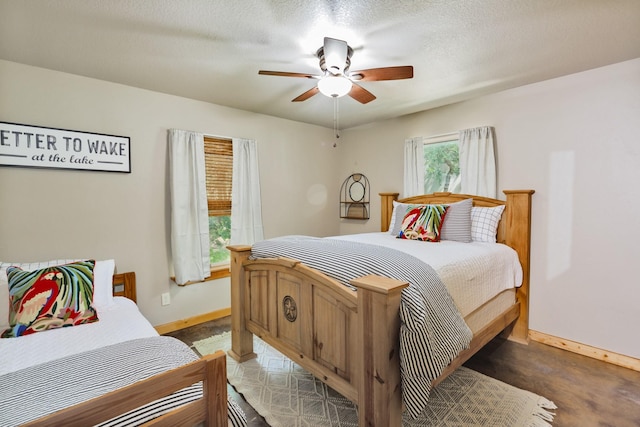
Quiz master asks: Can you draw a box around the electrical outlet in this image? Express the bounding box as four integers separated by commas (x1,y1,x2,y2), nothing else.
161,292,170,306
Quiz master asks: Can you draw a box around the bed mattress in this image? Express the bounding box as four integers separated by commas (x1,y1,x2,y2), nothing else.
0,296,158,376
331,232,523,318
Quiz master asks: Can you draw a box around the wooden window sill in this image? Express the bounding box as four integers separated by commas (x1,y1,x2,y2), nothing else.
171,265,230,286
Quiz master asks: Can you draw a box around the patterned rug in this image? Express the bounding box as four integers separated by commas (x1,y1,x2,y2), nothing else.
194,332,556,426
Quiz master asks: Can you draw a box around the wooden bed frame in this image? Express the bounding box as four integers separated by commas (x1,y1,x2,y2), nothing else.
228,189,533,427
25,272,229,427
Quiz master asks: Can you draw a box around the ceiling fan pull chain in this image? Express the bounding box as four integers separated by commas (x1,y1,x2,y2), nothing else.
333,96,340,146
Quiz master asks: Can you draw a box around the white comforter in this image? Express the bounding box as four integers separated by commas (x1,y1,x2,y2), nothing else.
331,232,523,317
0,296,158,376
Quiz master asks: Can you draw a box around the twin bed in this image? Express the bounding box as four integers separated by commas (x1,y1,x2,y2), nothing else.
0,265,244,427
228,190,533,426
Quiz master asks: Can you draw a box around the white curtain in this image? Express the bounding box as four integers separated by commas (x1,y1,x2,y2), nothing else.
230,138,264,245
458,126,497,198
168,129,211,285
403,137,425,197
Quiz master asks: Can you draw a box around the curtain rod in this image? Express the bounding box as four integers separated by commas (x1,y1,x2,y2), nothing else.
203,133,232,140
425,131,458,139
203,133,256,142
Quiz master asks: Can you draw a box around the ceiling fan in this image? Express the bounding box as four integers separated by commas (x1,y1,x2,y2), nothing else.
259,37,413,104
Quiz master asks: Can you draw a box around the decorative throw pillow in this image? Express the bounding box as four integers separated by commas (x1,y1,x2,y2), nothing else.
471,205,506,243
397,204,449,242
391,199,473,242
440,198,473,243
2,260,99,338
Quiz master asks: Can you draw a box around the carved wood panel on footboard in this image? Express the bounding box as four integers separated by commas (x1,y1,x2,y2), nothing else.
243,261,360,402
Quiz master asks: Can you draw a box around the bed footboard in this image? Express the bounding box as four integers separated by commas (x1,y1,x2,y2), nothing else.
228,245,408,427
23,350,228,427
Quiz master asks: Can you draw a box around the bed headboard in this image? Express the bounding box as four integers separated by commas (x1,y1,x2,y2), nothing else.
379,190,533,245
380,190,534,343
112,272,137,303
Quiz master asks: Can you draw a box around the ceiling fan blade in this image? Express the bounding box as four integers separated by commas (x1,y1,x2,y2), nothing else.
349,66,414,81
348,83,376,104
323,37,348,74
259,70,318,79
292,86,319,102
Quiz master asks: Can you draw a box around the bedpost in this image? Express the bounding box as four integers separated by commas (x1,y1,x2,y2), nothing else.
503,190,535,344
380,192,400,232
351,274,408,427
227,245,257,362
204,350,228,427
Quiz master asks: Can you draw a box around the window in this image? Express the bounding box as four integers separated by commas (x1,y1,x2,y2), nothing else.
423,136,461,194
204,137,232,266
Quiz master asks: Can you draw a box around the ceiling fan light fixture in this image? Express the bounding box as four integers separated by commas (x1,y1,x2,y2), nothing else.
317,75,352,98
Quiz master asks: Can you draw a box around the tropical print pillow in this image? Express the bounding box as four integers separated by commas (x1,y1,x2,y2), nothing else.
1,260,98,338
397,204,449,242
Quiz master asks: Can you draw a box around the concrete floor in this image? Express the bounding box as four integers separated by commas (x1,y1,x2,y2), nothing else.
166,318,640,426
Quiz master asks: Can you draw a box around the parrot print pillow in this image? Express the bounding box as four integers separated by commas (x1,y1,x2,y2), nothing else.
1,260,98,338
397,204,449,242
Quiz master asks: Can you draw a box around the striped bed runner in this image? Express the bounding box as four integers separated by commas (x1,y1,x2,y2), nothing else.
0,335,246,427
251,235,473,418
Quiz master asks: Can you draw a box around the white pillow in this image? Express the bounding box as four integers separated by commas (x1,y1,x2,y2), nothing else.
92,259,116,310
0,259,115,330
388,200,408,235
440,199,473,243
471,205,506,243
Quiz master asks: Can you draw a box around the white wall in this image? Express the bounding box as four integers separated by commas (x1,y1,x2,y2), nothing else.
338,58,640,359
0,60,341,326
3,58,639,360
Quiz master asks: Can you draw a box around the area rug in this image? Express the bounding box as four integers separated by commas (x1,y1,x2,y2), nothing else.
194,332,556,426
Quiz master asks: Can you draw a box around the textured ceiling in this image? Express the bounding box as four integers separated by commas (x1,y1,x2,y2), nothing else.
1,0,640,129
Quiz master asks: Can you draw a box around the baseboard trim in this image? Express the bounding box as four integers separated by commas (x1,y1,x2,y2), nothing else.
529,330,640,372
155,307,231,335
155,315,640,372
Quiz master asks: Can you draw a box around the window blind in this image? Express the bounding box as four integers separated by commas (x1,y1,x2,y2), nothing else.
204,137,232,216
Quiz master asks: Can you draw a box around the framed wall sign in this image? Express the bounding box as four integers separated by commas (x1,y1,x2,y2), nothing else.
0,121,131,173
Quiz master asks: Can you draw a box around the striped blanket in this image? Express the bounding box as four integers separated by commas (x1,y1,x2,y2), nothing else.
0,336,246,427
251,235,473,418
